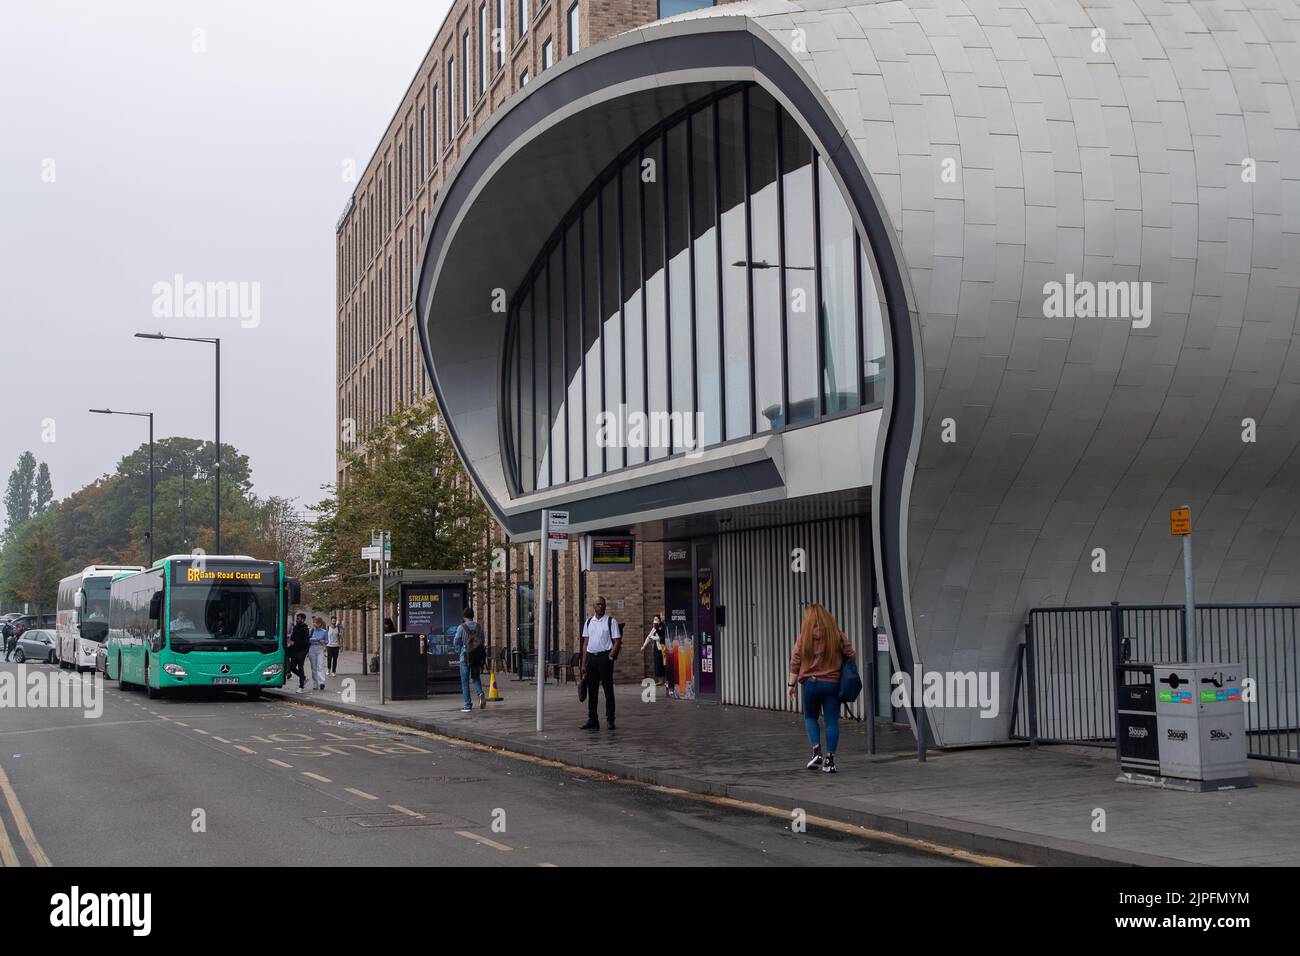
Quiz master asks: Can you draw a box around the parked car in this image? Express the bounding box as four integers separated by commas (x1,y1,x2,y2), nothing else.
12,628,58,664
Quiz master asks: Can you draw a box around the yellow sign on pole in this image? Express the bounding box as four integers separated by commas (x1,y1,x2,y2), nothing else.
1170,507,1191,536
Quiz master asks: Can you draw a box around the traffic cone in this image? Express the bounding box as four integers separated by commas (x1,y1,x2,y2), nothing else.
487,670,504,702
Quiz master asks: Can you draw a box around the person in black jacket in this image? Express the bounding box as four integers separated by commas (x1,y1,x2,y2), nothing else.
287,613,311,692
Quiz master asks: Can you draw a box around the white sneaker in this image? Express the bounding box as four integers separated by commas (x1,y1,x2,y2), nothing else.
460,706,474,712
296,686,305,694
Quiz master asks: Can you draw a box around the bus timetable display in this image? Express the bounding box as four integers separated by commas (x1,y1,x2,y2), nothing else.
591,537,635,568
171,563,277,586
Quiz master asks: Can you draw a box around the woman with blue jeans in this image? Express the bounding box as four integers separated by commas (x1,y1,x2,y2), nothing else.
788,604,856,774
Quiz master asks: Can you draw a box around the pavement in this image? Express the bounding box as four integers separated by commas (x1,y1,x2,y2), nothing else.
0,657,963,867
265,650,1300,867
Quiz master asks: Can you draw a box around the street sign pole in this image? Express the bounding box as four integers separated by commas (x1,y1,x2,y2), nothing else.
536,510,549,732
1171,507,1194,662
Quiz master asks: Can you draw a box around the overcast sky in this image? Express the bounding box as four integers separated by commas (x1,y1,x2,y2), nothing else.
0,0,450,516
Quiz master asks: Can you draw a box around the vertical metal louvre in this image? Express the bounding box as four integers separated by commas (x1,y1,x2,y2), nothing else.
717,517,867,712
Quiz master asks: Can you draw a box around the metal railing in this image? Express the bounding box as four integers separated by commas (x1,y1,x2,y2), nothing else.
1011,602,1300,763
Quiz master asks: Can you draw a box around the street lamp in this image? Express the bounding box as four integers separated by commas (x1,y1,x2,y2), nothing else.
90,408,154,564
135,332,221,553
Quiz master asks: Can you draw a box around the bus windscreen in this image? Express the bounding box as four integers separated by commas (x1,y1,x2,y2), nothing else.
81,577,113,644
168,575,280,653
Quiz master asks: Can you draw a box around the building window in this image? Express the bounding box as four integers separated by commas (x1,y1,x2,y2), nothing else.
520,69,529,86
658,0,716,16
496,0,506,70
462,30,470,120
502,84,889,493
418,106,426,179
478,4,487,98
447,58,455,137
431,84,440,158
567,2,579,54
542,36,553,70
517,0,528,39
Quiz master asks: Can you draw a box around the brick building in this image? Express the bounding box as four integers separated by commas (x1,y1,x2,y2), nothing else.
335,2,730,680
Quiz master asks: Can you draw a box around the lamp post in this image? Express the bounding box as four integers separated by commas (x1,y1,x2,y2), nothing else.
90,408,154,564
135,332,220,552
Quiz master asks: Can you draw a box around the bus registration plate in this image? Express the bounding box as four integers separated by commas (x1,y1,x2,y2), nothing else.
212,677,240,685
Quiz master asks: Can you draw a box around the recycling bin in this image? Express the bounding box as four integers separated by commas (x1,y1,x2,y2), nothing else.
382,632,428,700
1116,661,1253,791
1153,662,1251,789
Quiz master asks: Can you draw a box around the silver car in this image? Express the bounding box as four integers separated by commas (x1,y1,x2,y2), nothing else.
12,627,57,664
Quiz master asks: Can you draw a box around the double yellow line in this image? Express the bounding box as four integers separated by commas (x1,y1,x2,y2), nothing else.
0,761,50,867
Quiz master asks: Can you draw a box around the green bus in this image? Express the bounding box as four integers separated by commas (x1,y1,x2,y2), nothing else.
107,554,299,700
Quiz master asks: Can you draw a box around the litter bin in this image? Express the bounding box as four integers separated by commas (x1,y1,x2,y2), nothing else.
382,632,428,701
1116,661,1253,791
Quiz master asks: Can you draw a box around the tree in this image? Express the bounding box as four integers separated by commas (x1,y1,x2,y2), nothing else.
34,463,54,516
3,451,37,538
2,516,63,616
305,399,497,615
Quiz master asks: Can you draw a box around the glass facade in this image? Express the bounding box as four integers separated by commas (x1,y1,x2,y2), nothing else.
504,84,888,493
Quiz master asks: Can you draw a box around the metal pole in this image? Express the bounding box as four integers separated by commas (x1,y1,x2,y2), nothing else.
1182,514,1195,662
214,339,221,554
536,511,549,732
915,658,927,762
147,413,154,565
378,542,386,705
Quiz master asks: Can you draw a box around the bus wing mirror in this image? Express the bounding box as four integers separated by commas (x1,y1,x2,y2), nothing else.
74,589,84,609
148,591,163,621
286,578,302,605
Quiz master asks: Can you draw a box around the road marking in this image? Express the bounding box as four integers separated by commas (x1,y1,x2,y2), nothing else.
538,862,558,868
389,804,424,818
344,787,379,801
302,772,332,783
280,698,1018,867
0,761,51,866
191,728,209,736
268,759,293,769
456,830,512,852
0,805,18,867
233,745,257,755
212,736,232,743
173,722,189,727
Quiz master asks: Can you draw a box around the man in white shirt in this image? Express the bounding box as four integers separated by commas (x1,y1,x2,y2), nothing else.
579,596,621,730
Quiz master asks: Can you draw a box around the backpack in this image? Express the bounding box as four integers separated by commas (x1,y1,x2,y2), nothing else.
465,622,486,667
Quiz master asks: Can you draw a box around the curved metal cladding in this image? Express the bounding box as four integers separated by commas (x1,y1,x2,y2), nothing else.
732,0,1300,746
417,0,1300,746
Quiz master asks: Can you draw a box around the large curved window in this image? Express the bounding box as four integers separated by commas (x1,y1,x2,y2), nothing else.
504,84,889,494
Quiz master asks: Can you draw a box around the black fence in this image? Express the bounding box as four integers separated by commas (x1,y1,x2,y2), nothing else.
1010,602,1300,764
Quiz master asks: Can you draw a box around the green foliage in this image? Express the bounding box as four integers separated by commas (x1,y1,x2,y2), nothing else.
34,463,54,516
305,399,497,614
4,450,38,538
0,513,63,615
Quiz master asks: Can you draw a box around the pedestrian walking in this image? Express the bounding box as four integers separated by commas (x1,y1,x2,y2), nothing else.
2,620,15,662
640,613,666,687
326,616,342,676
787,603,856,774
452,608,486,712
579,596,621,730
287,613,310,693
308,616,329,690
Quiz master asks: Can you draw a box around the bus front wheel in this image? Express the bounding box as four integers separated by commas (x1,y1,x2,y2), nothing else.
145,660,162,700
117,654,134,691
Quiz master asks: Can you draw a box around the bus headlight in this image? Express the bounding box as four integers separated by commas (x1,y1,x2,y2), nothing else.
262,664,283,676
162,663,187,677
